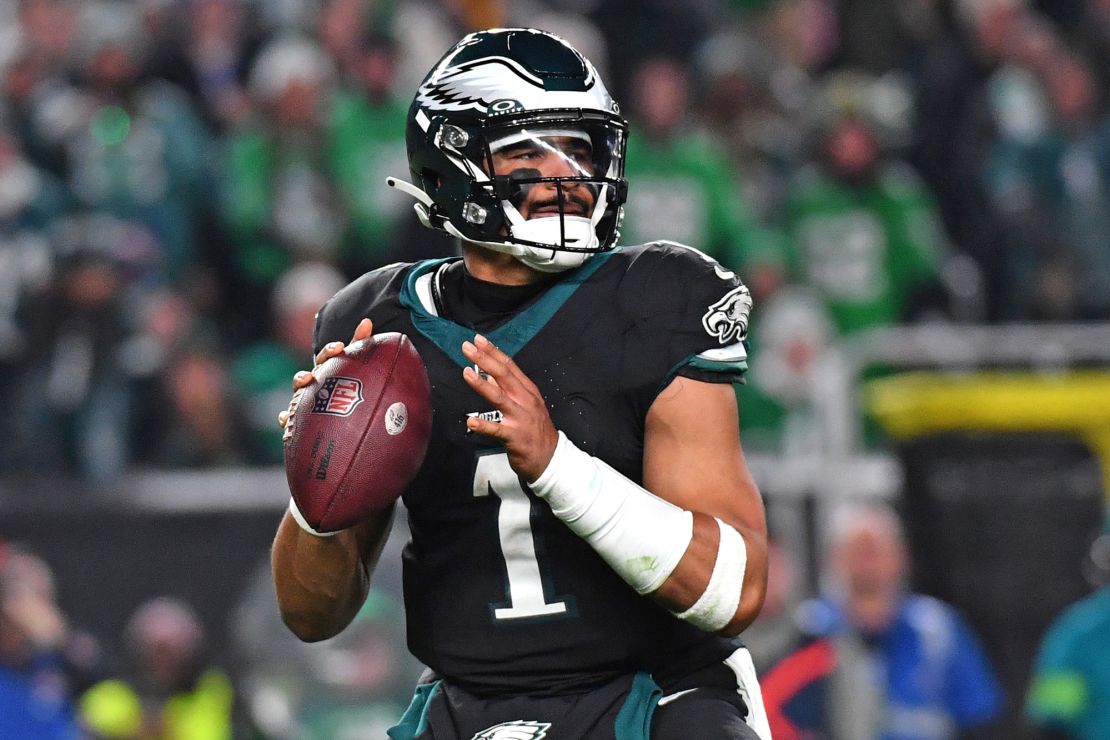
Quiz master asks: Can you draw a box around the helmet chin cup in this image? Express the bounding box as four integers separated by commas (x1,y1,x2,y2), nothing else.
503,213,598,272
511,215,598,252
517,245,593,273
441,217,595,273
389,175,598,273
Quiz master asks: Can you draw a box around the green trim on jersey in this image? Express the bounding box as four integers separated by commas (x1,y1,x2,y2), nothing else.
387,681,442,740
684,352,750,376
615,672,662,740
659,350,749,396
399,252,616,368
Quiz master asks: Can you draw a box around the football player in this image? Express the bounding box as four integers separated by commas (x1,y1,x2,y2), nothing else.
272,28,770,740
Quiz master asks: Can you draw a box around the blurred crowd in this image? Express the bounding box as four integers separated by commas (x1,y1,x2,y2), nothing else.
2,0,1110,479
6,507,1109,739
1,528,425,739
0,540,242,739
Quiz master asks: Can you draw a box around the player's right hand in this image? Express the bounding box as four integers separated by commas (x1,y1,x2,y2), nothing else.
278,318,374,430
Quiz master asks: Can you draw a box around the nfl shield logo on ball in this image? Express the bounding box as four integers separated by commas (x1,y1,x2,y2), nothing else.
385,402,408,435
312,377,364,416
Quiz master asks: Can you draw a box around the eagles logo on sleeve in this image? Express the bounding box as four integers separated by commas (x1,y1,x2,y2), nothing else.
702,284,753,345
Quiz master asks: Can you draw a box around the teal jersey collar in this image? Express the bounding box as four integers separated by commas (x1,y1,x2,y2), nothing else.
399,252,615,368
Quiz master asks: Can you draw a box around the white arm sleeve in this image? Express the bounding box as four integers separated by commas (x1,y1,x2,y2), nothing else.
529,432,692,594
529,432,746,630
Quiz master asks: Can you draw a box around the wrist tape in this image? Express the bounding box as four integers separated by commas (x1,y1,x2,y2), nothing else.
675,517,747,632
288,497,338,538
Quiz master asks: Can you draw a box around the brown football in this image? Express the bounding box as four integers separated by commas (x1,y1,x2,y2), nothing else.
284,333,432,532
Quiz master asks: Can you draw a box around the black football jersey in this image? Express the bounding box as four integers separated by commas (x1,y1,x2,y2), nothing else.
313,242,753,696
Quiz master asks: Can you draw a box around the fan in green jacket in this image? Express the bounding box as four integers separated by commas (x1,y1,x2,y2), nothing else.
785,116,945,336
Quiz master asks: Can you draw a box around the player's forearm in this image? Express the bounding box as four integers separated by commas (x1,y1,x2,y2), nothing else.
271,510,389,641
529,432,766,635
654,512,768,635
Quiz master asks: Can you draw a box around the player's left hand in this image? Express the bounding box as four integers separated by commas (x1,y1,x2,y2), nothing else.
462,334,559,481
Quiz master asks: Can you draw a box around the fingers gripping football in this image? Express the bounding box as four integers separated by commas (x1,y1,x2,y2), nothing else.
462,334,559,482
284,327,432,533
279,319,374,430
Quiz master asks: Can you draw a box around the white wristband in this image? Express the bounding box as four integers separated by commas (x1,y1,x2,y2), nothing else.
674,518,747,631
529,431,693,595
288,497,338,538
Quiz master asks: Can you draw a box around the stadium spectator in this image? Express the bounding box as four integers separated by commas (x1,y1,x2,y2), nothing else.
13,219,143,482
907,3,1066,321
145,0,256,133
219,35,344,293
980,48,1110,320
79,596,236,740
317,0,395,77
620,55,770,274
784,76,951,335
740,286,835,453
695,25,795,223
1025,514,1110,740
324,33,415,273
760,503,1003,739
693,18,814,306
0,541,104,740
0,128,70,368
588,0,720,104
65,1,211,285
1,36,85,178
232,260,346,464
148,345,247,467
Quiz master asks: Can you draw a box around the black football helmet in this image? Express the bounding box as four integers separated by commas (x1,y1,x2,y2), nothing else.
388,28,628,272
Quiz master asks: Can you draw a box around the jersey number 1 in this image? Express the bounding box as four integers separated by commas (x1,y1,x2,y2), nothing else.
474,452,569,620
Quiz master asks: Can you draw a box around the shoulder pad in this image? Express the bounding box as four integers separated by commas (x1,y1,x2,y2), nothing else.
313,262,414,356
616,242,752,382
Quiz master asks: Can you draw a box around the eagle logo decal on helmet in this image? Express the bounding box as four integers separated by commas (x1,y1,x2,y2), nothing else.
417,57,594,113
702,285,753,345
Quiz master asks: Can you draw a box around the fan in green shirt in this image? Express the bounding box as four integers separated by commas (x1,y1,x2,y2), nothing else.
220,36,411,286
621,57,782,275
785,116,945,335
